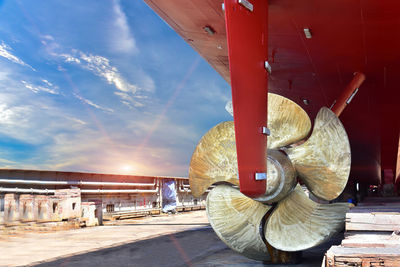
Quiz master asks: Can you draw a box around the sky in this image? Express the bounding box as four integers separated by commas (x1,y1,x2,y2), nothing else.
0,0,232,177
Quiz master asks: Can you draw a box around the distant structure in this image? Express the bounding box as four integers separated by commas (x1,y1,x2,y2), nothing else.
0,169,205,230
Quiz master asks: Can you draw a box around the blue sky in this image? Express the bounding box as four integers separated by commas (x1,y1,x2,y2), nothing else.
0,0,231,176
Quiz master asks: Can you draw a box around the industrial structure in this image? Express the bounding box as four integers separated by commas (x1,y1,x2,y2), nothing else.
0,169,205,229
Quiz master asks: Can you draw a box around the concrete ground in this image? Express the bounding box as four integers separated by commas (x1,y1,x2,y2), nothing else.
0,210,339,267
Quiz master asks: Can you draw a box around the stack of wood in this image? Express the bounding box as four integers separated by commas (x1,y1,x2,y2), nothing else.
324,197,400,266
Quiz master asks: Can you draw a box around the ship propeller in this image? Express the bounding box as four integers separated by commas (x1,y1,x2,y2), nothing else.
189,93,352,261
189,93,311,197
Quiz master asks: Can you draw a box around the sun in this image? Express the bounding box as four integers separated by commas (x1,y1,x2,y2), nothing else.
120,164,134,173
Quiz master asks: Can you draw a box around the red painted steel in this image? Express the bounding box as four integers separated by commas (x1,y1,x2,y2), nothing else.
144,0,400,185
331,72,366,117
224,0,268,197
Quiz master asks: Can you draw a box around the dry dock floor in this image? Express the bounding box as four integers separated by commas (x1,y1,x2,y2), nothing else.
0,210,340,266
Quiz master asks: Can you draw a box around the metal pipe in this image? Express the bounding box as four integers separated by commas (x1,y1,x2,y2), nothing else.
0,188,55,194
178,188,212,193
331,72,365,116
0,187,158,194
178,187,191,193
80,181,156,187
81,189,158,194
0,178,156,187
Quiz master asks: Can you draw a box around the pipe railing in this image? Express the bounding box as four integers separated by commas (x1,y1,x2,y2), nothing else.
0,188,55,194
0,178,210,195
81,189,158,194
0,187,159,194
0,178,157,187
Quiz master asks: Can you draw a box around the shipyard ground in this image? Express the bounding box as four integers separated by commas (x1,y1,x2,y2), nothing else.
0,210,340,266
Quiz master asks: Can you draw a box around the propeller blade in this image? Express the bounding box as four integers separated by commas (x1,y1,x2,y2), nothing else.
189,93,311,196
225,93,312,149
286,107,351,201
265,185,350,252
189,121,239,197
267,93,311,149
206,184,271,261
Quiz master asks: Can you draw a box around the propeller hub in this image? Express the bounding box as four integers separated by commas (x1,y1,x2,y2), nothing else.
254,149,297,204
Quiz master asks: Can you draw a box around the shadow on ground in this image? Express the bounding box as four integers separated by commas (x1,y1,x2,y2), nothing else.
34,228,342,267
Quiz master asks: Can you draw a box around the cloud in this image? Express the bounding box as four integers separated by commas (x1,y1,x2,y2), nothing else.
0,158,19,169
0,41,35,70
0,158,17,164
0,102,32,127
38,33,153,108
0,77,197,176
73,93,114,113
33,119,196,176
59,51,133,92
114,91,144,108
0,104,16,124
21,80,59,94
65,116,87,125
59,49,152,107
110,0,138,54
61,53,81,64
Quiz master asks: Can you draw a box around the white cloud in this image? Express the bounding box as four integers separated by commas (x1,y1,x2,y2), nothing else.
0,102,31,127
41,35,54,41
60,53,81,64
59,50,153,108
111,0,138,54
60,51,137,93
38,33,152,108
0,41,35,71
73,93,114,113
33,119,195,176
21,80,59,94
0,158,17,164
65,116,87,125
114,91,144,107
0,104,15,124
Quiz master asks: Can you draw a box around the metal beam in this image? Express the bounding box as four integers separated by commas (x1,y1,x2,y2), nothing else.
331,72,366,117
224,0,268,197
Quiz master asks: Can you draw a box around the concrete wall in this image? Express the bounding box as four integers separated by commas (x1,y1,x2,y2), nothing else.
52,188,81,220
36,195,51,222
0,189,83,224
81,202,99,227
19,194,37,222
0,195,4,225
4,194,19,224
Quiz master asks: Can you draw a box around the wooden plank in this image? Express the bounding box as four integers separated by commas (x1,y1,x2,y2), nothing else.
342,232,400,248
329,245,400,256
345,231,393,238
346,212,400,231
324,245,400,267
